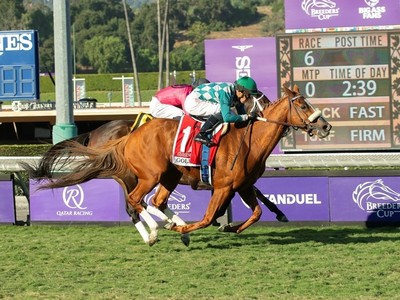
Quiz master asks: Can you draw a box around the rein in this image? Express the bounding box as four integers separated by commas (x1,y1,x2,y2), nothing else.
256,94,321,135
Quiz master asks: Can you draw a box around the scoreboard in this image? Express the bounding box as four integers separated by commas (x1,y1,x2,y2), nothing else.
277,30,400,152
0,30,39,101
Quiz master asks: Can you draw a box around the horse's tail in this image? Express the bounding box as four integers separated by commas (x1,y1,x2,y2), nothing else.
22,135,130,189
19,132,90,179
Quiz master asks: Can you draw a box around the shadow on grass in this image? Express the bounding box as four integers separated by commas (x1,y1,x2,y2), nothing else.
187,225,400,250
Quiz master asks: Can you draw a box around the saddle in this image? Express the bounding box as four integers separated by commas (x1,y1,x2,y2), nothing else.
172,115,227,185
130,112,153,131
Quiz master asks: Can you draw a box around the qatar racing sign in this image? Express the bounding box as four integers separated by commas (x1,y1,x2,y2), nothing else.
30,179,126,222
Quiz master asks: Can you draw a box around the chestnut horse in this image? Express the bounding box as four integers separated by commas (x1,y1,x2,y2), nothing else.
24,85,331,245
24,93,287,245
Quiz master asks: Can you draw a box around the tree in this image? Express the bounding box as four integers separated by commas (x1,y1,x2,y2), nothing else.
22,3,54,72
0,0,25,30
83,36,126,73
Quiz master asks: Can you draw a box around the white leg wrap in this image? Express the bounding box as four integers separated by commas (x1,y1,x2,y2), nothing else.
140,209,159,231
134,221,149,244
164,207,187,225
146,205,171,222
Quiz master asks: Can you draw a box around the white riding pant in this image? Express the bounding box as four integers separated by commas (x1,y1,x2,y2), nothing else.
149,97,185,119
183,92,221,116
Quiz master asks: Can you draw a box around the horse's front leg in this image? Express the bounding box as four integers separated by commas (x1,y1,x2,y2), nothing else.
218,186,262,233
169,187,234,234
151,184,191,246
254,186,288,222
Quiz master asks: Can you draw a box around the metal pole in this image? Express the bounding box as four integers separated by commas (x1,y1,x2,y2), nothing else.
52,0,77,144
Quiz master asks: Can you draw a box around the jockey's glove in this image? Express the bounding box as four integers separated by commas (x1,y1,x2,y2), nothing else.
247,111,258,121
240,114,249,121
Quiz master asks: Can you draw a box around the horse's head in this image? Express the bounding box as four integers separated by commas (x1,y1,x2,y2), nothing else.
283,85,332,139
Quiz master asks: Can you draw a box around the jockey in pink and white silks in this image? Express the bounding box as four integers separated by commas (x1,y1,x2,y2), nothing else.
149,78,211,119
149,84,194,119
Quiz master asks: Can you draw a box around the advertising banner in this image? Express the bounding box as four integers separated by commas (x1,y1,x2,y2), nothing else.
31,179,213,224
330,176,400,223
0,179,15,224
30,179,125,223
73,77,86,101
123,77,134,107
231,177,330,222
285,0,400,33
120,184,215,223
205,37,278,100
205,37,281,154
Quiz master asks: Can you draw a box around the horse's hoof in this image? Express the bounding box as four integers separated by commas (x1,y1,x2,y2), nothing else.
148,232,159,246
180,233,190,247
276,214,289,222
164,222,176,230
218,223,233,232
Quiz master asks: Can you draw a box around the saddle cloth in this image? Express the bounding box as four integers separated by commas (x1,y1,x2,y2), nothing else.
172,115,223,166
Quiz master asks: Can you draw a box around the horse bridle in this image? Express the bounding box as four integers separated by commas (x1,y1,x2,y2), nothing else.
256,94,322,136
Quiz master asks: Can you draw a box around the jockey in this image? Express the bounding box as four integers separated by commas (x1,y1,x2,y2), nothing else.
149,78,210,119
184,76,259,147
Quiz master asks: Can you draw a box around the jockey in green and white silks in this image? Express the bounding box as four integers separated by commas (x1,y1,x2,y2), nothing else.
184,76,259,147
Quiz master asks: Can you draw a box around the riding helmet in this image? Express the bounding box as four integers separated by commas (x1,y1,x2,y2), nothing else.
234,76,258,95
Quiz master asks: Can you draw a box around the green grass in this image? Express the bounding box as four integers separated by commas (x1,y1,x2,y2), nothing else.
1,224,399,299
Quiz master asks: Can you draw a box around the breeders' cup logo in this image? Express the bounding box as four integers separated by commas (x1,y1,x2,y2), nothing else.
352,179,400,218
63,185,86,209
232,44,253,78
232,45,253,52
359,0,385,19
144,186,191,215
301,0,339,20
364,0,379,7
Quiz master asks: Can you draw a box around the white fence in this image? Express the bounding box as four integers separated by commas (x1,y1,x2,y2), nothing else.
1,153,400,172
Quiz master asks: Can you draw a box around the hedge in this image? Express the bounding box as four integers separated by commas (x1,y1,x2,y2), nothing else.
40,70,206,93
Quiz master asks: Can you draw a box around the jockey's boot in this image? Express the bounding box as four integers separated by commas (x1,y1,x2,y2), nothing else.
194,114,222,147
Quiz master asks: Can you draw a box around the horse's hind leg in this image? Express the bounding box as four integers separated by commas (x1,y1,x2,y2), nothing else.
219,186,262,233
127,181,161,246
113,175,158,244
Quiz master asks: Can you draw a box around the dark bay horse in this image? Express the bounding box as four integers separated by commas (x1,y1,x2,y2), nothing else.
24,85,331,245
